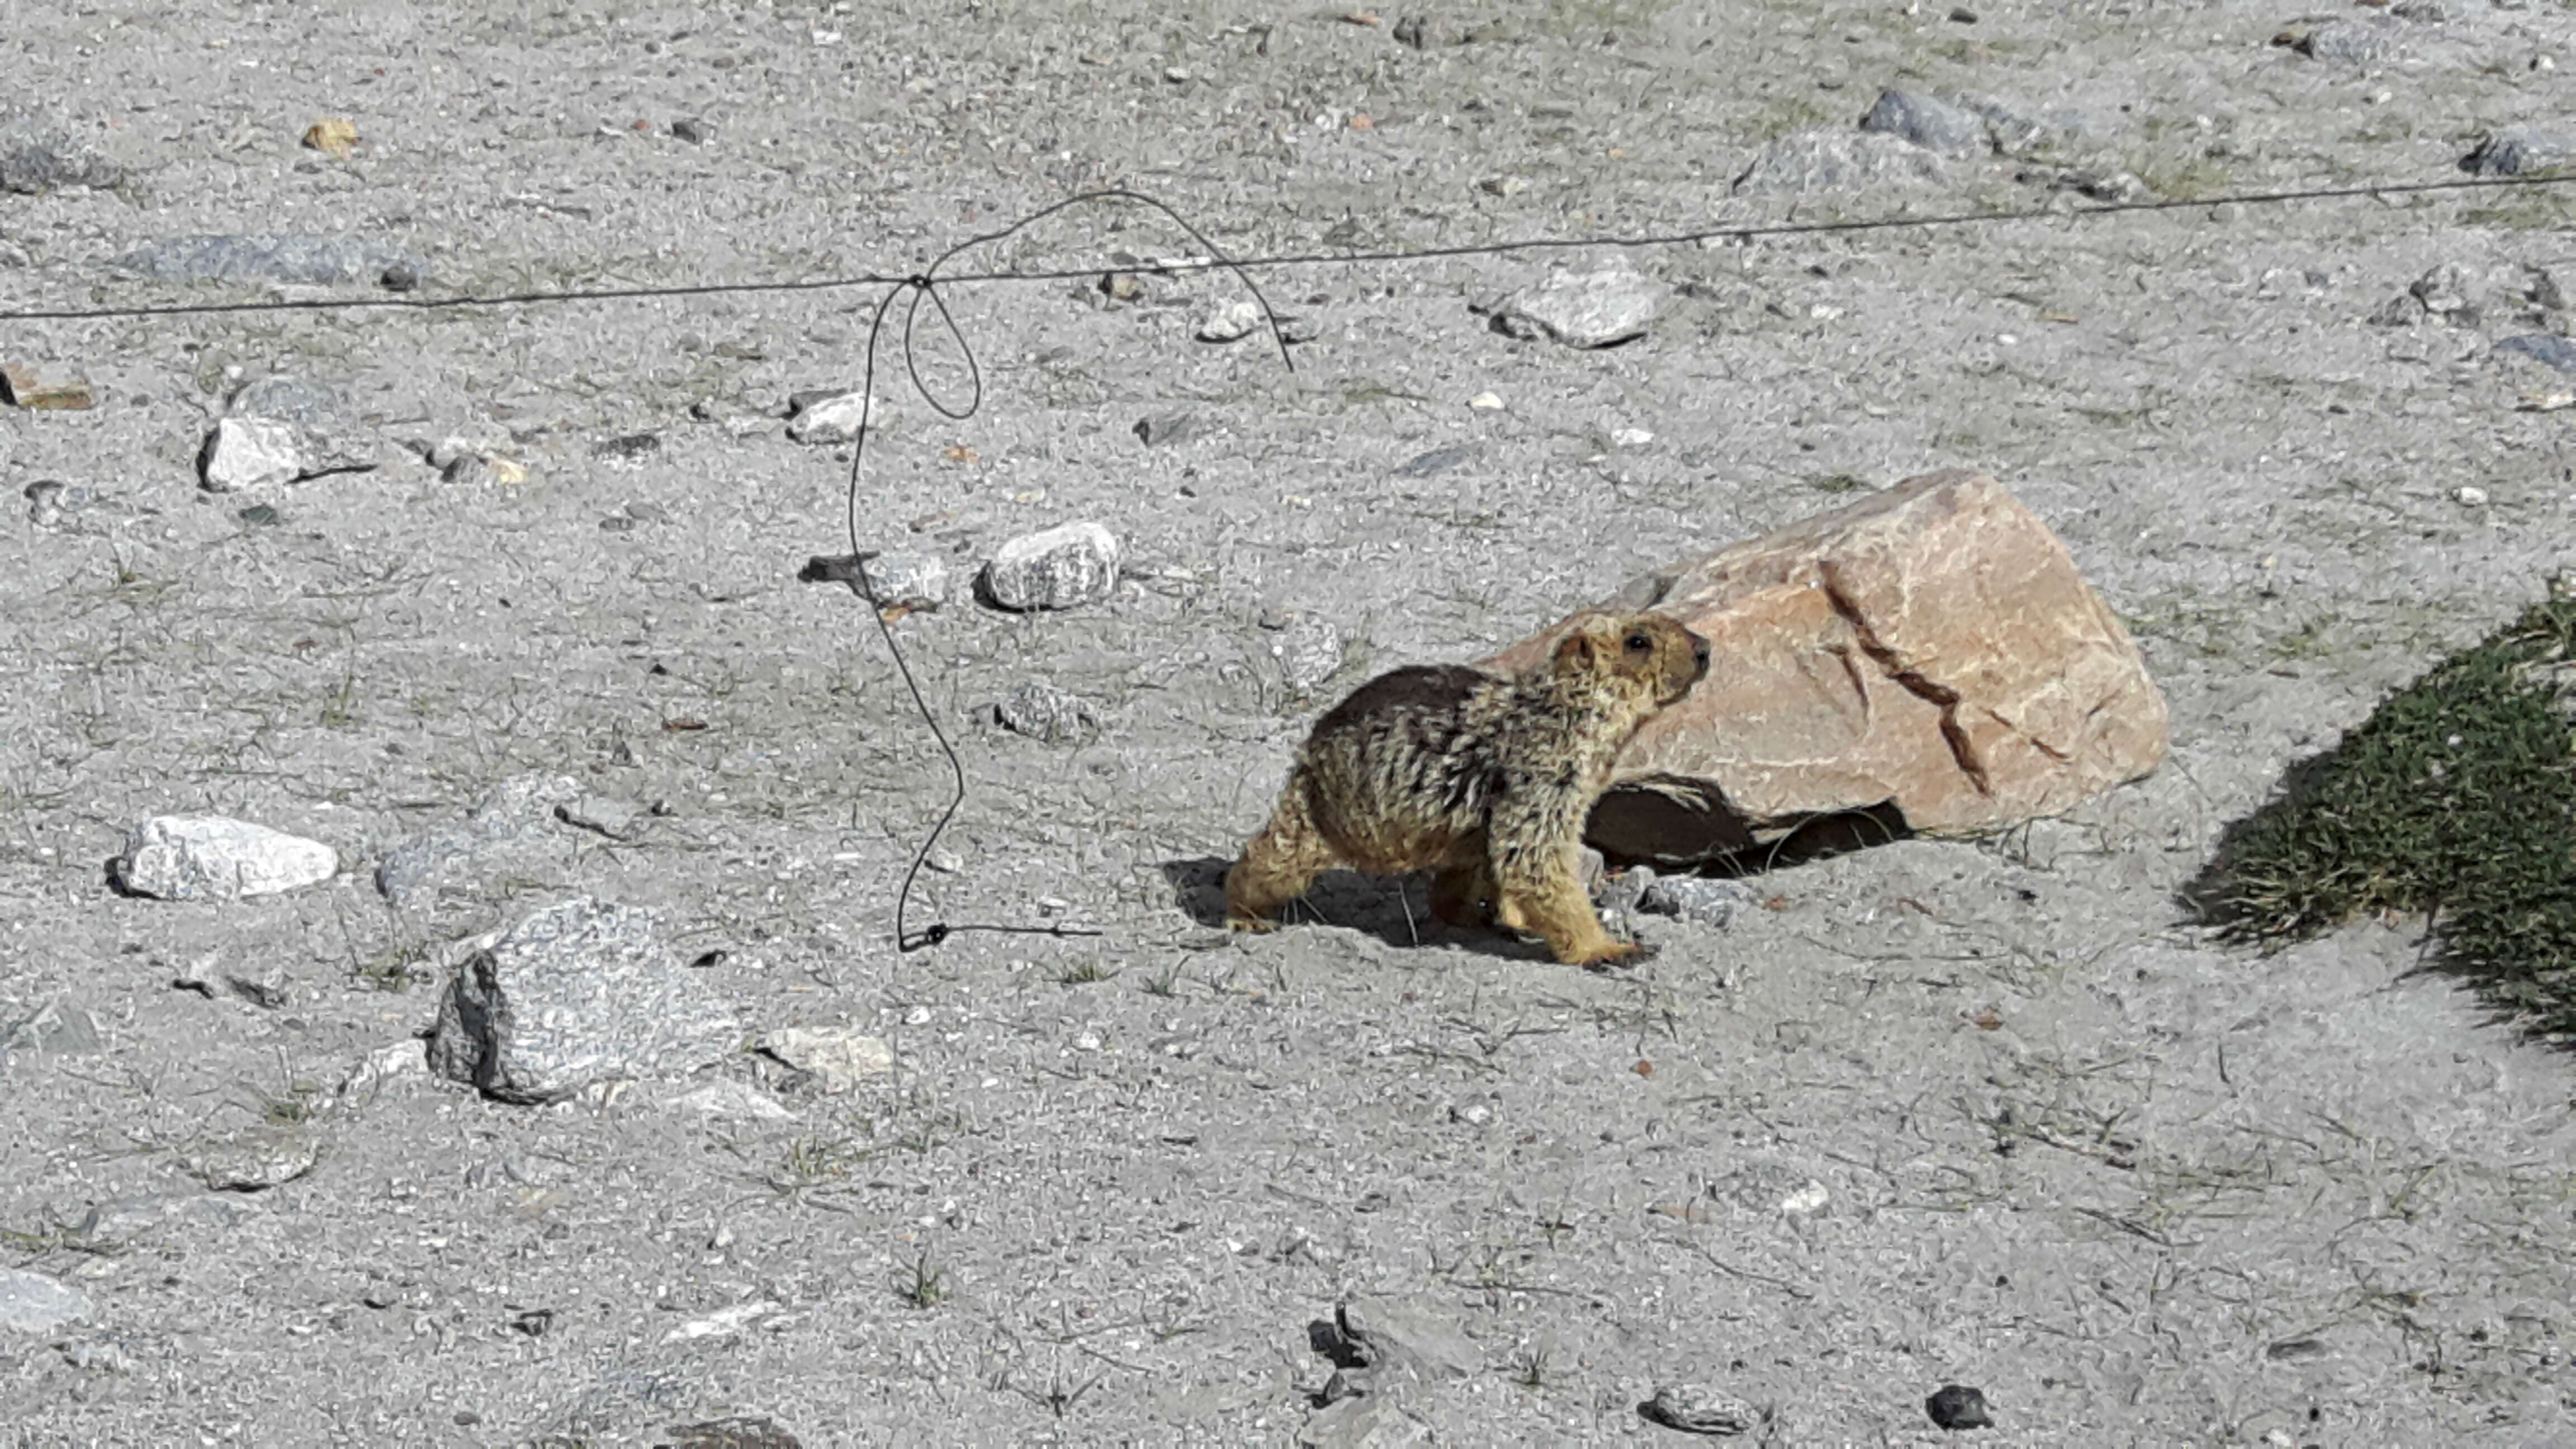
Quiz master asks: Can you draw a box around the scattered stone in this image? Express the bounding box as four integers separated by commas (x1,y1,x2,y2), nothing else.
996,680,1104,744
0,1269,91,1334
182,1124,320,1191
425,897,740,1105
1732,130,1947,196
856,551,951,609
756,1026,894,1093
785,389,870,443
376,773,583,908
981,520,1121,610
556,795,646,840
1,362,96,410
2461,127,2576,177
171,958,287,1008
1196,299,1264,342
1099,271,1147,303
1491,258,1663,348
225,376,378,473
668,1078,798,1121
2287,18,2397,63
1859,90,1988,158
2499,334,2576,373
1483,470,2168,859
301,117,359,158
0,110,122,194
116,234,428,287
1336,1296,1481,1380
112,815,338,900
75,1192,249,1243
1272,617,1346,693
337,1040,427,1101
198,417,308,493
2,999,103,1058
378,262,419,292
1393,443,1479,477
1636,872,1755,927
1925,1384,1993,1431
1959,94,2083,159
1467,391,1505,410
661,1300,784,1346
593,432,663,463
662,1417,803,1449
1640,1384,1760,1436
23,480,82,527
2455,485,2490,507
671,116,715,145
1134,412,1200,446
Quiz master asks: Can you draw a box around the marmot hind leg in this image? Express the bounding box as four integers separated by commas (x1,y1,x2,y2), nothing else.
1428,839,1498,930
1224,775,1340,931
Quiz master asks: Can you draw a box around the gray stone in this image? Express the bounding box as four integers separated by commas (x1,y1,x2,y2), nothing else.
112,815,338,900
182,1125,320,1191
0,109,121,195
1859,90,1988,158
556,794,646,840
662,1417,802,1449
376,773,583,907
115,234,427,287
1391,444,1478,477
336,1039,427,1102
198,418,307,493
756,1026,894,1093
981,521,1121,610
667,1078,798,1121
1337,1296,1481,1380
858,551,951,610
1272,617,1346,693
226,375,353,430
171,957,286,1008
2293,19,2397,63
0,1268,91,1334
1641,1384,1760,1436
1958,94,2083,159
2,999,103,1057
785,390,871,443
1492,258,1663,348
1732,129,1948,196
2462,126,2576,177
1637,872,1755,928
74,1192,250,1244
996,680,1104,744
425,897,741,1105
2498,334,2576,373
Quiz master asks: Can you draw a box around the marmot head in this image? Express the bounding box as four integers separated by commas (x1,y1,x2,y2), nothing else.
1549,611,1711,709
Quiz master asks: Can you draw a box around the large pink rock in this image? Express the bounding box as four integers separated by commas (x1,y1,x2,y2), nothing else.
1485,470,2167,861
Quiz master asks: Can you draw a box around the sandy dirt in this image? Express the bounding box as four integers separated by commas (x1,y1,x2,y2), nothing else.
6,1,2576,1444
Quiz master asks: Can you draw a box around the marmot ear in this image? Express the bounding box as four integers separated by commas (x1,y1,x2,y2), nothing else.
1553,629,1594,670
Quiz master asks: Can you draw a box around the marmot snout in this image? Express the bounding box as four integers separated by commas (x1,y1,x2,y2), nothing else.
1223,610,1711,968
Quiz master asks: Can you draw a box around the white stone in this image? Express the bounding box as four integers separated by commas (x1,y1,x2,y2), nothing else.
982,521,1121,610
786,390,872,444
1493,258,1664,348
0,1269,90,1334
198,417,306,493
2455,485,2489,506
1468,391,1505,410
112,815,338,900
1195,299,1262,342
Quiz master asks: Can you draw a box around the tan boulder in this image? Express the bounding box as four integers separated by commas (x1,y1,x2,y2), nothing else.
1484,469,2167,862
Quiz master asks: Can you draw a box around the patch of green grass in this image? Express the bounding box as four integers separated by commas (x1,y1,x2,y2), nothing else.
1808,471,1872,495
1056,955,1118,987
2133,154,2233,202
2188,596,2576,1036
897,1251,950,1309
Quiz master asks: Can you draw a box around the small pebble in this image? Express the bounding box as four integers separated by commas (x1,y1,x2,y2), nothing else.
2455,485,2489,506
1640,1384,1759,1436
1925,1384,1993,1431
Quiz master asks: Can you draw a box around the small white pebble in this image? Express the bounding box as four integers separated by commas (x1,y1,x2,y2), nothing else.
1468,391,1504,410
2455,485,2489,506
1611,427,1654,448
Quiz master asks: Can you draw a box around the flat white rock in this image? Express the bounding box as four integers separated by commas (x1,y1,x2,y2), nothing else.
113,815,338,900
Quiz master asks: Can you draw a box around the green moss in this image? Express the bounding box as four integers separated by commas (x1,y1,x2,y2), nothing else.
2188,596,2576,1036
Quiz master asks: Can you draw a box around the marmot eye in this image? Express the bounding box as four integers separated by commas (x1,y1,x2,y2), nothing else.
1624,632,1651,652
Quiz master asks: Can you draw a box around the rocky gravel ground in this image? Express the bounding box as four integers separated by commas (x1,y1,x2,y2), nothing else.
6,1,2576,1445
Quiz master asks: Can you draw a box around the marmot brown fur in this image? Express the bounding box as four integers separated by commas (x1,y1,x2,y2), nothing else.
1224,610,1711,967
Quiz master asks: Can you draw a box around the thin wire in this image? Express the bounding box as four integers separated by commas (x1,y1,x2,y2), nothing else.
835,191,1289,951
3,172,2569,324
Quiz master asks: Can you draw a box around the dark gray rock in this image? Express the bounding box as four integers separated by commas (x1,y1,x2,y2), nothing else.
2462,127,2576,177
424,897,740,1105
982,522,1121,610
1859,90,1988,158
1732,130,1947,196
116,234,428,287
1926,1384,1993,1431
996,680,1104,744
2498,334,2576,373
2292,18,2397,63
1392,444,1478,477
